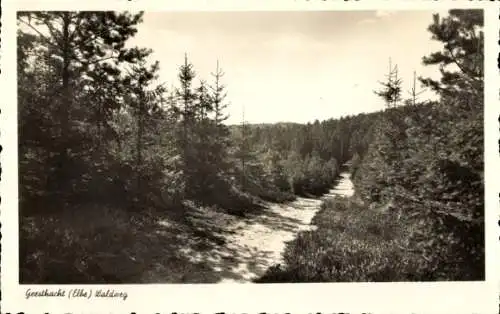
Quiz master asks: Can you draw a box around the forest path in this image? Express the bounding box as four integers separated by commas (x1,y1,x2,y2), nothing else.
147,171,354,283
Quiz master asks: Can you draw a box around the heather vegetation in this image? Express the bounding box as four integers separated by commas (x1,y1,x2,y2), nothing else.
18,10,483,283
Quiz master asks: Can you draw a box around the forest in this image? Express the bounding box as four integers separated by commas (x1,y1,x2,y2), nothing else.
18,10,483,283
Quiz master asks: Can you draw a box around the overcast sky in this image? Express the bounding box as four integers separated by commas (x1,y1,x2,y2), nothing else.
128,10,446,124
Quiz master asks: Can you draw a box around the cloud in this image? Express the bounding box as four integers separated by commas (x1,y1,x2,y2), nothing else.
375,10,397,18
358,10,397,25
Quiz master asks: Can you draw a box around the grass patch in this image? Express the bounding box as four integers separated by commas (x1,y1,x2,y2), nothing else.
255,197,432,283
20,205,145,283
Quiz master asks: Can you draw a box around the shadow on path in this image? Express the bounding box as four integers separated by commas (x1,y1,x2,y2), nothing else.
141,172,354,283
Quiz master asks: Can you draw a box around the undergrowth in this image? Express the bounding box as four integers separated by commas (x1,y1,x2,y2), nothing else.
20,203,227,284
255,197,441,283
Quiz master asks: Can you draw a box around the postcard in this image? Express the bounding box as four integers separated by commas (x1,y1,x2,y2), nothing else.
1,0,498,313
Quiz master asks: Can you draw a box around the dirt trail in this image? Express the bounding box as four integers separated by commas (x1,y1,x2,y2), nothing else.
155,172,354,283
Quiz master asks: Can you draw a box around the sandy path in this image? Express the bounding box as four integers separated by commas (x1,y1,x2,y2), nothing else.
155,172,354,283
223,172,354,283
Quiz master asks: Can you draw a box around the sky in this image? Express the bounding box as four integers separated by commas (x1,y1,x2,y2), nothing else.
128,10,447,125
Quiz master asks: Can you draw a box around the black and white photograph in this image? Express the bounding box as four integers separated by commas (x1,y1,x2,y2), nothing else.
15,8,486,286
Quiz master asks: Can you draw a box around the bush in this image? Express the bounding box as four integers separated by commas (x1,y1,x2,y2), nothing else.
283,155,338,197
256,198,442,283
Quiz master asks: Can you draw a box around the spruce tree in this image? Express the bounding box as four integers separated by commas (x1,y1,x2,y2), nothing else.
209,61,232,176
174,54,198,197
125,60,163,200
374,58,403,108
192,80,213,195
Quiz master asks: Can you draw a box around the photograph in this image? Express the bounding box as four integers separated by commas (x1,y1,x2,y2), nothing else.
16,8,484,286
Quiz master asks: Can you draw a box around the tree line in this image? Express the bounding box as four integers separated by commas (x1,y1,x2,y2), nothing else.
17,11,356,216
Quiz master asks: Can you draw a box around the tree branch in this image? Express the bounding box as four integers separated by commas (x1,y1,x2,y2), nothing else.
41,17,63,48
85,54,118,66
80,28,113,48
18,18,58,50
69,13,83,41
446,46,481,82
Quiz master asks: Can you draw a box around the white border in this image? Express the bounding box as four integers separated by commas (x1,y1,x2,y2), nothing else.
1,1,498,313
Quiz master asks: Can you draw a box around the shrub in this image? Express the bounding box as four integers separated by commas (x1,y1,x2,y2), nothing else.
256,198,441,283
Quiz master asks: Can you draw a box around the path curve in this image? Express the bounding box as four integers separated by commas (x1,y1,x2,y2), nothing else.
172,171,355,283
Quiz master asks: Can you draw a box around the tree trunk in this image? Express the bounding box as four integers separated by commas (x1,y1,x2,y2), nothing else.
57,12,72,198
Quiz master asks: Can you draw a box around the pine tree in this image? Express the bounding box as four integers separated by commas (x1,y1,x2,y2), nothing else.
419,9,483,101
416,9,484,278
176,53,197,149
211,61,229,129
173,54,199,198
209,61,231,175
125,60,163,200
191,80,213,195
17,11,151,204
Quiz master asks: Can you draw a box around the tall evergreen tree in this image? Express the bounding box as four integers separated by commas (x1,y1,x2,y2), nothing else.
191,80,213,195
173,54,210,198
419,9,483,101
17,11,151,204
175,53,197,148
209,61,232,176
125,60,164,200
